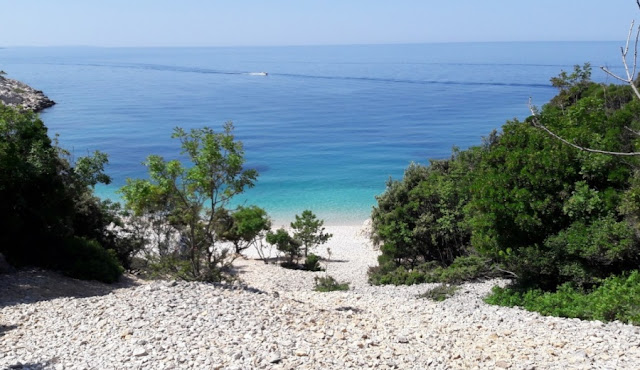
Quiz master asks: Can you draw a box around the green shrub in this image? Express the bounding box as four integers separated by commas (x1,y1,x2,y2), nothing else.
368,255,495,286
314,275,349,292
437,255,495,283
266,228,301,264
0,105,134,280
216,206,272,255
418,284,459,302
467,75,640,289
60,237,124,283
304,253,323,271
371,154,477,269
486,271,640,325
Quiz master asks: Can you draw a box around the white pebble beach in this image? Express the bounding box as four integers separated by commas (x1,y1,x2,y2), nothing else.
2,225,640,369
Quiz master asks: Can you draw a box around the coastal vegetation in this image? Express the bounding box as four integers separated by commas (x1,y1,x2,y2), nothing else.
266,210,332,270
0,104,140,283
369,64,640,324
119,123,258,282
313,275,349,292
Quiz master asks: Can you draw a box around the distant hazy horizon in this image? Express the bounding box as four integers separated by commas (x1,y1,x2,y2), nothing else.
0,1,637,47
0,40,630,49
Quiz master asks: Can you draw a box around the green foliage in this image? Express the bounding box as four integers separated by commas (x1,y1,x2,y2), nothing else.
147,254,203,281
59,237,124,283
418,284,459,302
486,271,640,325
266,228,301,265
313,275,349,292
368,255,494,286
370,66,640,314
120,122,257,281
0,105,125,281
549,63,594,108
467,83,640,288
219,205,272,254
290,210,332,257
304,253,323,271
370,145,482,280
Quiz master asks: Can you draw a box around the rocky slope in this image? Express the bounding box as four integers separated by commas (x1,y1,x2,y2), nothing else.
0,75,55,112
1,226,639,369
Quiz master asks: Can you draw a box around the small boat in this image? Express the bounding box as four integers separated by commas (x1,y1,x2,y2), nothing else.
248,72,268,76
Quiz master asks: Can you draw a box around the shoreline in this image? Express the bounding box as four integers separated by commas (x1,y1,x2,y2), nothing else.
0,75,55,112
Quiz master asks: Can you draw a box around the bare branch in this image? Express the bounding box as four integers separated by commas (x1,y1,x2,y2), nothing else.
624,21,634,60
495,267,519,279
600,18,640,101
528,99,640,156
600,66,630,83
625,126,640,136
634,25,640,78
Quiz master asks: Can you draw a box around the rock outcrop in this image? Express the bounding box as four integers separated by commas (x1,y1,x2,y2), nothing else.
0,74,55,112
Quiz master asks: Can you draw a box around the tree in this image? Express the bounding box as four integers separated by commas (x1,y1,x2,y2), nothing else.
120,122,258,281
218,205,272,256
266,228,301,264
290,210,332,257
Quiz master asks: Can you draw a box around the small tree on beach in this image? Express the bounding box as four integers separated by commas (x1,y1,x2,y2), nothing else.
291,210,332,257
219,205,272,255
266,228,301,265
120,122,257,281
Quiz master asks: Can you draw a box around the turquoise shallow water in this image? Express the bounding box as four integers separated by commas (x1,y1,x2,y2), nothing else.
0,42,624,224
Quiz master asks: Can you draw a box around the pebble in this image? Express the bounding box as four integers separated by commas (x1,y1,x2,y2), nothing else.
1,225,639,369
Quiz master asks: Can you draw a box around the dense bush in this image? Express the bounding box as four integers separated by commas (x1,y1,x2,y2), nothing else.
0,105,128,281
368,255,495,286
486,271,640,325
467,93,640,288
59,237,124,283
369,65,640,323
371,154,477,269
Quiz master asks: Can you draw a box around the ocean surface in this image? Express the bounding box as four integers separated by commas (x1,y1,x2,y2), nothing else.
0,42,626,225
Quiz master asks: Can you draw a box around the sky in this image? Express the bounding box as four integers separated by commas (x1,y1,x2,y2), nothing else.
0,0,638,47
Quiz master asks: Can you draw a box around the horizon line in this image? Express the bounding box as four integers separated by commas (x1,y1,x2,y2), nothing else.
0,40,626,49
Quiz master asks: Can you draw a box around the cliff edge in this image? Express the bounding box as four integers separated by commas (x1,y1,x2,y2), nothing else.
0,73,55,112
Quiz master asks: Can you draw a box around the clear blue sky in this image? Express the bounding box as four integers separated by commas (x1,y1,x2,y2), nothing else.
1,0,638,47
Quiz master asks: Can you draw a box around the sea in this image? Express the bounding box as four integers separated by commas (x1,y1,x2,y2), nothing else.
0,42,626,225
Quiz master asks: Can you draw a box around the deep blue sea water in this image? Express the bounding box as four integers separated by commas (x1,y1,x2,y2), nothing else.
0,42,626,225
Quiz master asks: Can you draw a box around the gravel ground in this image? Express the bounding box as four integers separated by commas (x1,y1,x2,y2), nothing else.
2,225,640,369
